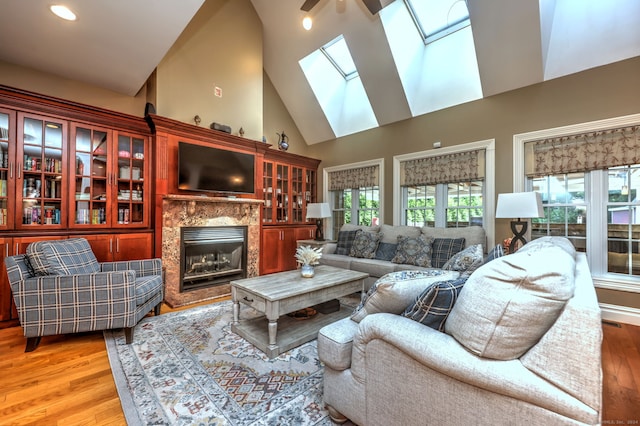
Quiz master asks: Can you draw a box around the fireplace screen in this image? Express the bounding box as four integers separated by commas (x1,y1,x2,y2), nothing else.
180,226,247,291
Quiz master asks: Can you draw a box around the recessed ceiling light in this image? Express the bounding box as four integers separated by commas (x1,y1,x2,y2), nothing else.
50,5,77,21
302,16,313,31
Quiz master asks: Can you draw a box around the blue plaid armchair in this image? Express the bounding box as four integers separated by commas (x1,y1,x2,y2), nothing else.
4,238,164,352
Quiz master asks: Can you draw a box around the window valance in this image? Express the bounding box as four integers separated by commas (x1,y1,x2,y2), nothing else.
525,125,640,177
328,165,379,191
400,149,485,186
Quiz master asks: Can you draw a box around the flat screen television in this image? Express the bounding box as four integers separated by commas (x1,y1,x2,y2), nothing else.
178,142,255,194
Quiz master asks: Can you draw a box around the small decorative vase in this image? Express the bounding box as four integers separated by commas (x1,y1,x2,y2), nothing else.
300,264,315,278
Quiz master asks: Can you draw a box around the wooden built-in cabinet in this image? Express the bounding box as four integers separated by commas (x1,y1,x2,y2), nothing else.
0,85,154,327
260,150,320,274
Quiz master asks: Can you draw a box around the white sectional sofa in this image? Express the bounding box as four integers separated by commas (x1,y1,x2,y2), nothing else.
317,236,602,425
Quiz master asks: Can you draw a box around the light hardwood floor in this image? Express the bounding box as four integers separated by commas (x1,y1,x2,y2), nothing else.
1,303,638,425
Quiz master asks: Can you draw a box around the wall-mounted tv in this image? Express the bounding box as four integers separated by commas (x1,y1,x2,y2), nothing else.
178,142,255,194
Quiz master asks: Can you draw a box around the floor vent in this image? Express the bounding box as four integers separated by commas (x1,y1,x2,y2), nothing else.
602,320,622,328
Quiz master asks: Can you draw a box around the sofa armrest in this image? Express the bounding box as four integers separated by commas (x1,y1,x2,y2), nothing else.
351,313,597,420
101,258,162,277
322,243,337,255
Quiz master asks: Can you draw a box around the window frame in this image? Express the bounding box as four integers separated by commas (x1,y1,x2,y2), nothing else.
514,113,640,293
393,139,495,248
323,158,385,239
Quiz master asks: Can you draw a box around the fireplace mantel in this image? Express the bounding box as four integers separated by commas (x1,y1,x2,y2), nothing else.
161,195,262,307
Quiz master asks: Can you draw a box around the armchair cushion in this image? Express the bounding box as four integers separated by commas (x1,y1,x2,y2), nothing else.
27,238,100,276
135,275,164,305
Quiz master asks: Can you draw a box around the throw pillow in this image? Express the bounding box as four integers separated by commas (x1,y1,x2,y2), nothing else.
26,240,53,276
374,242,397,261
484,244,505,264
391,235,434,267
402,277,468,331
431,238,466,268
442,244,483,275
351,269,459,323
444,245,576,360
349,230,383,259
40,238,101,275
335,230,359,255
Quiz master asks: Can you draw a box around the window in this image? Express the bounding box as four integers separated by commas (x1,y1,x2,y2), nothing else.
405,0,471,44
331,186,380,237
321,35,358,80
324,159,383,239
394,139,495,247
515,115,640,291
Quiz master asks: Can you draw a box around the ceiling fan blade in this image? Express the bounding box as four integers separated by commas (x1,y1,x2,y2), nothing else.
301,0,321,12
361,0,383,14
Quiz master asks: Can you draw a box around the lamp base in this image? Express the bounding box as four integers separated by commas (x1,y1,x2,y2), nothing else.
314,219,325,241
509,219,528,253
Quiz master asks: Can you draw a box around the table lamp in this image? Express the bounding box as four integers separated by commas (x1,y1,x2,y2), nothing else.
306,202,331,241
495,192,544,253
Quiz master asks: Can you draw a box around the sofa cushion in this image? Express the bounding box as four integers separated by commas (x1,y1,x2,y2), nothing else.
351,269,458,323
402,277,468,331
422,226,485,251
444,244,576,360
391,235,434,267
379,224,421,244
350,258,396,279
518,235,576,259
319,253,354,270
317,317,360,371
484,244,505,264
431,238,466,268
374,242,397,261
336,230,360,255
442,244,483,275
350,230,382,259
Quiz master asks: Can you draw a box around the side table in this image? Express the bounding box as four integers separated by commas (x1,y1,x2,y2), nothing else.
296,238,336,249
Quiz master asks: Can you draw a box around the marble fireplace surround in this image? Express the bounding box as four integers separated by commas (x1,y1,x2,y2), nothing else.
162,195,262,307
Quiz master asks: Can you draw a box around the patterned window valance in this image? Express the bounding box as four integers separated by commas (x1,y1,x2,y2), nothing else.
328,165,379,191
400,149,485,186
525,125,640,177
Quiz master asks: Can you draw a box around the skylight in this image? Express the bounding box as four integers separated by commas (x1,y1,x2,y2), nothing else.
299,34,377,138
321,36,358,80
405,0,470,44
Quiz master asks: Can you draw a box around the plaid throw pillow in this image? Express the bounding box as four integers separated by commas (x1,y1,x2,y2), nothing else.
335,230,359,255
431,238,466,268
485,244,505,264
403,277,468,331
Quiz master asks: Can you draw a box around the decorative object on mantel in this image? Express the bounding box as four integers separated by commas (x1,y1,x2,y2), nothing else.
193,115,201,126
495,192,544,253
210,122,232,134
306,202,331,241
277,130,289,151
295,245,323,278
239,127,245,137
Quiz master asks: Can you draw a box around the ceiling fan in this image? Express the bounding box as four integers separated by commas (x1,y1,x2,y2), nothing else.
301,0,385,15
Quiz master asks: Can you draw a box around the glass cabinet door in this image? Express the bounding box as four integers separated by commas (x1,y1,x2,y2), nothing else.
291,166,304,223
305,168,317,223
0,108,14,229
276,164,289,223
115,132,147,226
262,161,274,223
70,124,110,227
16,113,66,229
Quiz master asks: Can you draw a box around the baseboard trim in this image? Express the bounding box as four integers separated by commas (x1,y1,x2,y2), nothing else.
599,303,640,326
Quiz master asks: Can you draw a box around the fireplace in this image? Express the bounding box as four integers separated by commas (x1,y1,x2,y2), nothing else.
180,226,247,292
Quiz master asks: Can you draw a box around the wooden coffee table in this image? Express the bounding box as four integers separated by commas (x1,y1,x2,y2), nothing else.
231,265,368,358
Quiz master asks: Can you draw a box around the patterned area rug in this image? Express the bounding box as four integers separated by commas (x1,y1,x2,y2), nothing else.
104,300,352,425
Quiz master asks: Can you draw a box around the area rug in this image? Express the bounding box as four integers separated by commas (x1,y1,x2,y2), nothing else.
104,300,350,425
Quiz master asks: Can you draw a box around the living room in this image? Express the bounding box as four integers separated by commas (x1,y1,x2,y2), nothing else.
0,0,639,424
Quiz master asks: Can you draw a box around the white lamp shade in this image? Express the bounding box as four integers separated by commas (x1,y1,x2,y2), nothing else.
495,192,544,219
306,202,331,219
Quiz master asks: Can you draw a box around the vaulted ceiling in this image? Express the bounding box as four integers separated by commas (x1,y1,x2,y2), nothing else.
0,0,638,145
